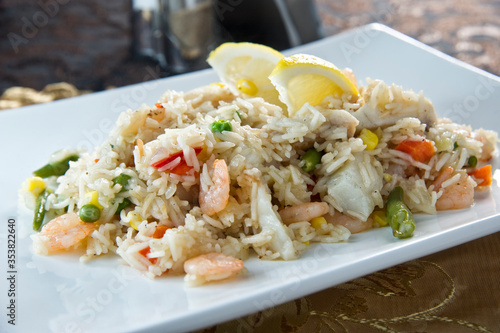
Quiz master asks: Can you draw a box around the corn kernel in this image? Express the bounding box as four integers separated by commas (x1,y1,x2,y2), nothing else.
383,173,392,182
310,216,327,230
236,79,258,96
372,210,388,227
303,241,310,246
210,82,225,88
23,177,46,196
127,212,144,231
85,191,103,210
359,128,379,150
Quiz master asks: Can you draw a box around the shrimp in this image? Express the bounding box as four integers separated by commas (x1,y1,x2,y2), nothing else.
431,166,454,190
279,202,329,225
199,159,230,216
435,173,475,211
325,211,373,234
184,252,244,286
32,212,96,254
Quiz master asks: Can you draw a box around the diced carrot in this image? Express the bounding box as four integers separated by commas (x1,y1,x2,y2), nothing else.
152,225,170,239
155,103,164,108
469,165,492,186
170,162,194,176
395,139,435,163
94,159,99,163
138,246,149,257
138,246,157,264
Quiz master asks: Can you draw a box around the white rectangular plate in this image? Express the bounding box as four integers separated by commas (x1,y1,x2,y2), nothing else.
1,23,499,333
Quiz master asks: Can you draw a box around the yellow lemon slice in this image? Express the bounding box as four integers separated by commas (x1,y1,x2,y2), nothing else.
207,42,284,106
269,54,359,114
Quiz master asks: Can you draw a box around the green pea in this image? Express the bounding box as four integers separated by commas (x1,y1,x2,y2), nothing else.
301,148,322,172
210,120,232,133
467,155,478,168
79,204,101,222
113,174,132,192
115,198,132,215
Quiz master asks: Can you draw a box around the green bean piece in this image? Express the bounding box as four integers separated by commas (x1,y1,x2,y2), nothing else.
385,186,415,239
33,154,79,178
113,174,132,193
33,190,50,231
115,198,132,215
301,148,322,172
467,155,478,168
79,204,101,222
210,119,232,133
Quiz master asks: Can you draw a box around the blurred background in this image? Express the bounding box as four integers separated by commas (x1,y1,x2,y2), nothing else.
1,0,500,106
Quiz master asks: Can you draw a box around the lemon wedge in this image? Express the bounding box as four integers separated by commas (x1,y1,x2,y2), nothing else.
207,42,284,106
269,54,359,114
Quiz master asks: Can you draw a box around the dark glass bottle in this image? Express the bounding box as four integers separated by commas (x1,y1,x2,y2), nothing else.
215,0,323,51
133,0,323,75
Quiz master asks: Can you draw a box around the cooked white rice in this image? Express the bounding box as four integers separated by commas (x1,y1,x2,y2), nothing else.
22,78,498,280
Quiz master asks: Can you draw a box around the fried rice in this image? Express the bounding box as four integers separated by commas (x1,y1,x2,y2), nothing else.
22,77,498,281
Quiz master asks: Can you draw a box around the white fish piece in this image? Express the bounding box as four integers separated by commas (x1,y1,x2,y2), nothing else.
323,108,359,137
256,182,297,260
326,153,383,221
351,79,437,129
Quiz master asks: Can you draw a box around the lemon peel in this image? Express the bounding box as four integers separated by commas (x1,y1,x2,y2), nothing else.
269,54,359,114
207,42,284,106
